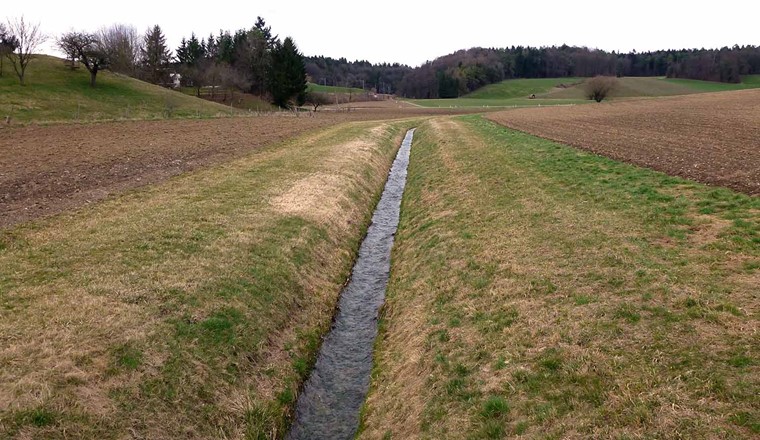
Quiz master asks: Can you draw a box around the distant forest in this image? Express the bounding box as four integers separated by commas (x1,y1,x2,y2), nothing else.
15,8,756,104
304,57,409,95
309,45,760,99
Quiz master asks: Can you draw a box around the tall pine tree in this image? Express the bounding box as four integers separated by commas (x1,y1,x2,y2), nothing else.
268,37,307,108
186,33,204,65
176,38,188,64
140,25,172,85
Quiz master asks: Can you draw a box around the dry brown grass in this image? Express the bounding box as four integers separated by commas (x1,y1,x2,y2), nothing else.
361,116,758,439
0,119,417,438
487,89,760,195
0,109,469,230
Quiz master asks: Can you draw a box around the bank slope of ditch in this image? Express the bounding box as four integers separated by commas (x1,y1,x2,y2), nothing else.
287,129,415,439
0,120,417,439
361,116,758,439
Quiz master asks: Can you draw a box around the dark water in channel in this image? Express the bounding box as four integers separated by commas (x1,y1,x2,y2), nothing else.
285,129,416,440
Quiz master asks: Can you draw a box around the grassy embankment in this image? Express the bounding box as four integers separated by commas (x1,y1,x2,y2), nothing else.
0,55,240,123
0,119,417,439
409,75,760,108
362,116,758,438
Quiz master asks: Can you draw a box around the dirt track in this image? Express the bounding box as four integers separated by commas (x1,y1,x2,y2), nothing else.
488,89,760,195
0,108,481,229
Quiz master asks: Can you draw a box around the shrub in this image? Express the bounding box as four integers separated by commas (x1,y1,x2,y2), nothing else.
585,76,618,102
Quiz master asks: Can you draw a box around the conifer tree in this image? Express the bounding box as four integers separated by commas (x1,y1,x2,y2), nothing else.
176,38,188,64
268,37,307,108
140,25,172,84
205,33,218,61
186,33,204,65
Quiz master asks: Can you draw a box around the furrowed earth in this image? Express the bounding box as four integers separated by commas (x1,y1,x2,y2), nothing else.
0,106,483,229
487,89,760,195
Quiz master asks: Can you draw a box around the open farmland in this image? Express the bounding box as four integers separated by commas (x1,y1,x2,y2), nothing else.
0,119,422,439
488,89,760,195
0,116,334,228
409,76,760,108
0,107,481,229
361,116,759,439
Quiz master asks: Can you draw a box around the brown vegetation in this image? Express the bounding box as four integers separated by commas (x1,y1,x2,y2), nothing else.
0,107,481,230
0,120,415,438
584,76,618,102
488,89,760,195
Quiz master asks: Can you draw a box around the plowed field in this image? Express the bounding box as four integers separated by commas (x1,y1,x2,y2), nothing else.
0,108,478,229
488,89,760,195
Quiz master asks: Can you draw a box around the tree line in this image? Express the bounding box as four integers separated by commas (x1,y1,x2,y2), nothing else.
304,56,410,95
172,18,306,107
4,14,758,103
291,45,760,99
56,17,307,107
2,16,308,108
396,45,760,99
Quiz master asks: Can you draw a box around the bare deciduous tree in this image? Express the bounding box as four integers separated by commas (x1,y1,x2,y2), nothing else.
218,64,251,105
304,91,330,111
57,31,107,87
57,29,81,70
584,76,618,102
5,17,46,85
98,24,139,75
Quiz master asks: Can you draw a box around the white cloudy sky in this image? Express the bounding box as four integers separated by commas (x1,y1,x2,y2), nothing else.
6,1,760,67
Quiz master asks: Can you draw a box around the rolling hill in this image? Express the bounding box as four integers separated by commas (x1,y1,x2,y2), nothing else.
409,75,760,108
0,55,241,123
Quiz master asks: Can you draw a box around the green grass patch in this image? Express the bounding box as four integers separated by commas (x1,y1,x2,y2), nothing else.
465,77,584,100
409,75,760,108
112,343,144,371
663,76,760,92
408,97,585,108
0,55,240,123
363,115,759,438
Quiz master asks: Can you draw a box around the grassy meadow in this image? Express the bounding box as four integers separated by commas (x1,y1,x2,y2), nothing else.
0,119,418,438
361,116,759,438
408,75,760,108
465,78,584,99
0,55,239,123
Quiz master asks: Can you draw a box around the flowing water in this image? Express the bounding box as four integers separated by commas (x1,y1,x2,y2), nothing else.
286,129,416,440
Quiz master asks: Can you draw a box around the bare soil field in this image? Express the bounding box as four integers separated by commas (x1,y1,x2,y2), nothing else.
487,89,760,195
0,108,474,229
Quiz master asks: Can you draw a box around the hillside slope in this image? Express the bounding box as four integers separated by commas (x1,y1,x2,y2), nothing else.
545,76,760,99
465,77,584,99
409,75,760,108
0,55,240,123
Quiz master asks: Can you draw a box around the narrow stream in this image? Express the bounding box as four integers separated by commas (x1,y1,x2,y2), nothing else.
286,129,416,440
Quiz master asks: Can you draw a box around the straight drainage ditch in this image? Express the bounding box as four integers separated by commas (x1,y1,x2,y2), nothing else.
286,128,416,440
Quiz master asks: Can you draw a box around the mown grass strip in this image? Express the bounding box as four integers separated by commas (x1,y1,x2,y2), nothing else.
362,116,758,439
0,119,417,439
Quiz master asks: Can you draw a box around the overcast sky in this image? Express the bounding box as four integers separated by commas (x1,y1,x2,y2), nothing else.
6,1,760,67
